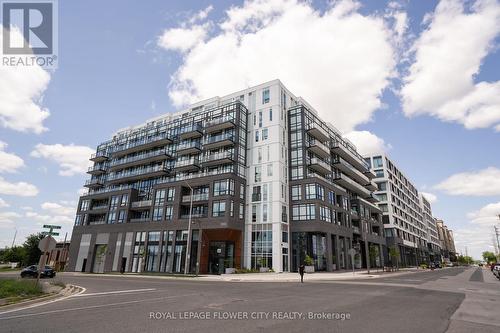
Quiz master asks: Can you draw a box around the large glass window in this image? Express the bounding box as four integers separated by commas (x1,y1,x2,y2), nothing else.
166,188,175,201
291,185,301,201
213,179,234,196
373,156,383,168
165,206,173,220
262,88,270,104
152,207,163,221
212,201,226,217
292,204,316,221
154,189,166,206
145,231,160,272
80,200,90,211
305,184,324,200
320,206,331,222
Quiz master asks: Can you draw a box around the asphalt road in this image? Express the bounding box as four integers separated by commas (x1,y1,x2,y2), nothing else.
0,268,475,333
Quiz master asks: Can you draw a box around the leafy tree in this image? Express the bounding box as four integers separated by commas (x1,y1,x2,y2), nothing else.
482,251,496,263
369,244,379,272
1,246,26,264
23,233,44,266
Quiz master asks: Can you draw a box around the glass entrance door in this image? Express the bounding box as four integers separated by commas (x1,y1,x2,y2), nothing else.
208,241,234,274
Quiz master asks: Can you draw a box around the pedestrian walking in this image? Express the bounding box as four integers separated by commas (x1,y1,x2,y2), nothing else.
299,264,305,283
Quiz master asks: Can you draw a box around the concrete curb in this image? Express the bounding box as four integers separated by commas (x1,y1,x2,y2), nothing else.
0,283,85,314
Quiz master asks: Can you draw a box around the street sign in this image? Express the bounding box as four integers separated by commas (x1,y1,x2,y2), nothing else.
41,231,59,236
38,236,57,252
43,224,61,229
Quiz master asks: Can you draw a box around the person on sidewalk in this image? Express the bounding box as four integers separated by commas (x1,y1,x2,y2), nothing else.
299,264,305,283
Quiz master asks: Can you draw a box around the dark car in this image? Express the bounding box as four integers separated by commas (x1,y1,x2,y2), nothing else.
430,262,441,269
20,265,56,278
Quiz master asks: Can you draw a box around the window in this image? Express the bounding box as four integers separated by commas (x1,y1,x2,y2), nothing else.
269,108,273,121
375,169,384,177
320,206,331,222
212,201,226,217
80,200,90,211
252,205,257,222
166,188,175,201
165,206,173,220
110,196,119,209
373,156,383,168
75,215,82,226
240,184,245,200
117,210,126,223
230,200,234,217
107,211,116,224
328,191,335,205
154,189,166,206
267,163,273,176
255,131,259,142
262,128,268,140
258,111,262,128
120,194,129,206
262,88,270,104
213,179,234,196
292,204,316,221
258,148,262,163
252,186,261,201
305,184,324,200
239,203,244,219
152,207,163,221
255,166,261,182
378,182,387,191
291,185,301,201
263,204,268,222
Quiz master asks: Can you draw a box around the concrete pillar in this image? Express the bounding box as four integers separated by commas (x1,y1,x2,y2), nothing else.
364,240,370,272
334,234,341,271
325,233,332,271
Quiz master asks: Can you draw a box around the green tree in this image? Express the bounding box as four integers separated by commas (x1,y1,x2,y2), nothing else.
1,246,26,264
369,244,379,272
23,233,44,266
482,251,496,263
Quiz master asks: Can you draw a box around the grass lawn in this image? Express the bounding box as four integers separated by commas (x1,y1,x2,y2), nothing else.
0,279,44,305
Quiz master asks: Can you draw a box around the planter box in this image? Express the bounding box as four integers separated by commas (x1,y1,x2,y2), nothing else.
225,268,236,274
304,265,315,273
259,267,270,273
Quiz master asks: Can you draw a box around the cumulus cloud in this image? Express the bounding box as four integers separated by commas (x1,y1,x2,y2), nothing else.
434,167,500,196
343,130,391,156
421,192,437,204
0,211,21,227
41,201,76,217
401,0,500,130
0,27,51,134
158,0,398,132
0,176,38,197
0,141,25,173
0,198,10,208
30,143,94,176
25,211,73,227
158,24,210,53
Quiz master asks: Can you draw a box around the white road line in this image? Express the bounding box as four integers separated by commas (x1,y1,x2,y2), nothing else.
74,288,156,297
0,284,86,316
0,293,199,320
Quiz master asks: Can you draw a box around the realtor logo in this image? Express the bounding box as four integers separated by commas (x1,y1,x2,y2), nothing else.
1,0,58,68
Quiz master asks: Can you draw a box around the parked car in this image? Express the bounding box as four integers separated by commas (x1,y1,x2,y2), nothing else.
493,265,500,279
490,263,499,272
20,265,56,278
431,262,442,269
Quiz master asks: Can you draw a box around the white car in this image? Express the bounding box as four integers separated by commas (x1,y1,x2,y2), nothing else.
493,265,500,279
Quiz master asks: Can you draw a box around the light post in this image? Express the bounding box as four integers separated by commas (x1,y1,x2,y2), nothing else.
184,181,194,275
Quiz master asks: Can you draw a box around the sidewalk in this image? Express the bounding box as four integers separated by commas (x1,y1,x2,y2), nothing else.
64,267,423,282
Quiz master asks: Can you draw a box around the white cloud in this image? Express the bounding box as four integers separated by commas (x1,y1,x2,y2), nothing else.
421,192,438,204
189,5,213,23
0,27,51,134
30,143,94,176
158,24,210,53
0,141,25,173
343,130,391,156
25,211,73,227
41,201,76,217
434,167,500,196
0,198,9,208
466,202,500,226
0,211,21,228
159,0,398,133
77,188,88,197
0,176,38,197
401,0,500,130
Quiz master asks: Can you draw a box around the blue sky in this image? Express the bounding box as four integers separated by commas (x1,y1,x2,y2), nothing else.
0,0,499,259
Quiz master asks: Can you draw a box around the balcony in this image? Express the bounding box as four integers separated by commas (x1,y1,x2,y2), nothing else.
364,169,377,179
332,156,370,185
130,200,152,210
333,173,372,198
176,141,202,156
90,151,109,163
84,178,105,189
307,125,329,142
252,193,261,202
130,217,150,223
90,204,108,211
364,180,378,191
179,123,203,140
180,213,208,219
201,151,234,167
204,116,235,134
330,140,369,173
181,193,209,203
308,157,331,175
173,157,200,172
87,165,106,175
109,150,172,171
107,165,170,184
203,134,235,150
111,133,172,157
307,139,330,159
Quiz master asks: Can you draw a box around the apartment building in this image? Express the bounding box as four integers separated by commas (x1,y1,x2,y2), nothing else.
68,79,385,274
420,195,442,263
436,219,457,263
364,154,428,267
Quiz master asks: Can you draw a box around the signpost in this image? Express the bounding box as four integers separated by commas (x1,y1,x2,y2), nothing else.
37,225,61,285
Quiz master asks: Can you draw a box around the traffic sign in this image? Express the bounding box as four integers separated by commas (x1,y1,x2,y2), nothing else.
38,236,57,252
43,225,61,229
41,231,59,236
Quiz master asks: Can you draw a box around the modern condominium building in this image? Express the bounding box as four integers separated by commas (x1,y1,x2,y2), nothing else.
420,195,442,263
68,79,386,274
436,219,457,263
364,154,428,266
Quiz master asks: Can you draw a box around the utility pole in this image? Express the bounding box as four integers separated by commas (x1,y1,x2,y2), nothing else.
495,217,500,263
11,229,17,248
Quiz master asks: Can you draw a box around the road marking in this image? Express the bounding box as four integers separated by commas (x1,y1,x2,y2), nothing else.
0,284,86,316
74,288,156,297
0,293,199,321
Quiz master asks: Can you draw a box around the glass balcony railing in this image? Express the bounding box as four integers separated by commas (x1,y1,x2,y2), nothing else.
179,123,202,135
177,141,202,151
205,116,235,128
111,133,171,155
110,150,171,168
90,151,109,161
131,200,152,208
204,133,234,145
201,151,233,163
175,157,200,168
181,193,209,202
107,164,169,182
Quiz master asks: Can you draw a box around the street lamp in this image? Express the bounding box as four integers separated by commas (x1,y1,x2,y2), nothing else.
183,181,194,275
